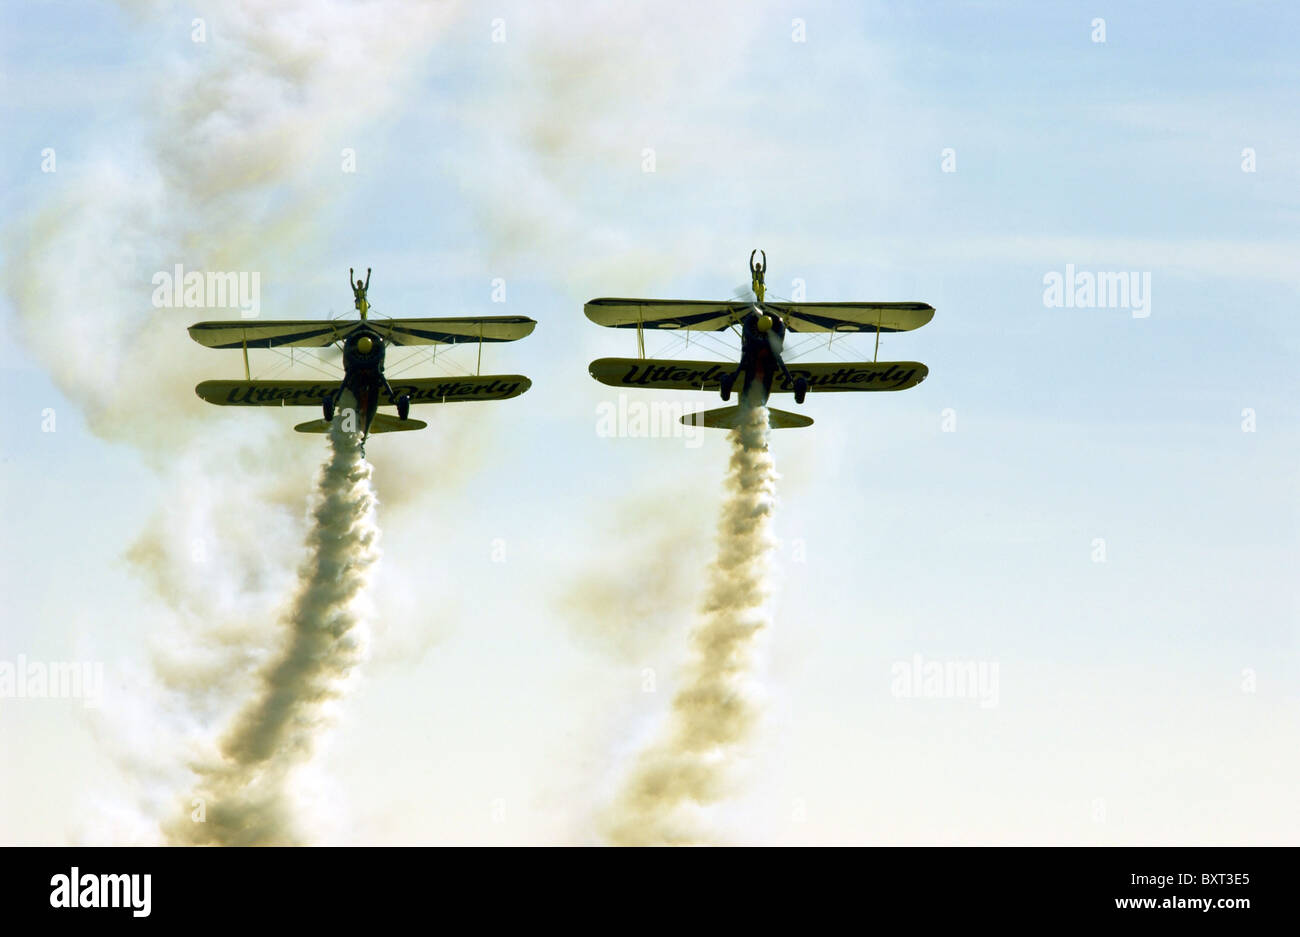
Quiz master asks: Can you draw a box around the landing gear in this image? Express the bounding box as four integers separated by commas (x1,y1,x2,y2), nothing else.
775,354,806,405
322,393,335,422
382,379,410,420
720,372,735,402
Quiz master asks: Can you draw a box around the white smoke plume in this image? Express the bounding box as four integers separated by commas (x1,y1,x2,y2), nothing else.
603,402,777,845
164,425,379,845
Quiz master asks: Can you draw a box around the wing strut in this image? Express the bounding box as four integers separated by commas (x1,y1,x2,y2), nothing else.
477,320,483,376
242,338,250,380
874,307,882,362
636,308,645,359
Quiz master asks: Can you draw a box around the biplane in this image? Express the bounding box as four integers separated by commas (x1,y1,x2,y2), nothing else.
585,251,933,429
189,269,535,453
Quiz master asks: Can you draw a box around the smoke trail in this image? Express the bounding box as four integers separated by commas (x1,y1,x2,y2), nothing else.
164,424,379,845
603,401,777,845
0,1,453,843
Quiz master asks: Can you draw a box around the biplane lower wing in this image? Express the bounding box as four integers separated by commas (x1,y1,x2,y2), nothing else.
197,380,334,405
682,405,814,430
776,360,929,392
588,358,732,391
588,358,927,393
196,375,531,407
294,414,429,434
393,375,532,402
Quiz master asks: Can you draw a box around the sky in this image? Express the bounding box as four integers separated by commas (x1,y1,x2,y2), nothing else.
0,0,1297,844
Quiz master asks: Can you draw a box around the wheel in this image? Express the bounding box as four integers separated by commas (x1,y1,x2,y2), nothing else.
322,394,335,422
720,373,734,402
397,394,410,421
794,377,808,405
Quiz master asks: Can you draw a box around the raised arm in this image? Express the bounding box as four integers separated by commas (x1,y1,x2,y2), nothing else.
364,268,371,290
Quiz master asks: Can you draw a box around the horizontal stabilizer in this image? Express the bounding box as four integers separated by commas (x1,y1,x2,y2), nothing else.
681,405,813,430
294,415,429,434
766,407,815,429
368,414,428,433
293,420,333,433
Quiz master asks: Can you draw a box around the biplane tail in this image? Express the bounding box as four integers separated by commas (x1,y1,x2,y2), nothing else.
294,414,428,434
682,405,814,431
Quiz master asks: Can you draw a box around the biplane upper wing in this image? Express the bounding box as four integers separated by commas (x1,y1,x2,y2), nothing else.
766,302,935,333
589,358,928,393
584,299,749,331
188,321,351,349
371,316,537,346
585,299,934,333
196,375,532,407
189,316,536,349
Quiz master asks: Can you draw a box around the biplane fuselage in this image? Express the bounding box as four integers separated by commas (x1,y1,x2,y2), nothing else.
732,304,789,409
332,324,395,443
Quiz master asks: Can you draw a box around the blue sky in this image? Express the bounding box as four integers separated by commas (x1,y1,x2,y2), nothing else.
1,1,1296,844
